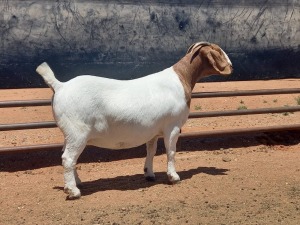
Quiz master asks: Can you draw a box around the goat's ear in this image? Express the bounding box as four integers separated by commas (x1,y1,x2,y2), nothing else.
205,49,231,75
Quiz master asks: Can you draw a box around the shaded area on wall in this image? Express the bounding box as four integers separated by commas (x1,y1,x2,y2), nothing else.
0,0,299,88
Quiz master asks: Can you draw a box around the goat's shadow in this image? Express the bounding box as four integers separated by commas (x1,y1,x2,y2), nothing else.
3,130,298,172
53,166,228,197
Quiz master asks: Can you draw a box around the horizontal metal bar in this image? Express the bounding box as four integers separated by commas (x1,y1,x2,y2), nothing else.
179,123,300,139
0,99,51,108
1,88,299,108
0,143,63,154
0,121,57,131
192,88,300,98
189,106,300,118
1,123,300,153
1,106,300,131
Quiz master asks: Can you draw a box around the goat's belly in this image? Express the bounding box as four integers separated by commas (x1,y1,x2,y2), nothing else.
87,128,160,150
87,138,144,150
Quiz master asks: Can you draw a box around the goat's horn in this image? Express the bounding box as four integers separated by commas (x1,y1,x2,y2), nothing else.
187,42,211,54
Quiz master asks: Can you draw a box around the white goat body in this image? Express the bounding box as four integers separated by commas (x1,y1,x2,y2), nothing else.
36,42,232,199
50,68,189,150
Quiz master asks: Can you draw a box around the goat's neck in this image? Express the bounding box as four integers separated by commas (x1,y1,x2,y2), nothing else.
173,55,204,106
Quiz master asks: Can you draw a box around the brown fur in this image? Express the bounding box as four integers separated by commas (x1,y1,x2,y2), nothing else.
173,43,233,106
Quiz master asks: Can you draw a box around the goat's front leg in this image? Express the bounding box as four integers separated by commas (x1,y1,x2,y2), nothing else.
164,127,181,183
144,136,158,181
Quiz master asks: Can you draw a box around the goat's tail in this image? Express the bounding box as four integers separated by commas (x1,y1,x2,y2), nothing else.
36,62,62,92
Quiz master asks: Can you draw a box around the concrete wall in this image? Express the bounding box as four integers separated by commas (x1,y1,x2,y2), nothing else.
0,0,299,88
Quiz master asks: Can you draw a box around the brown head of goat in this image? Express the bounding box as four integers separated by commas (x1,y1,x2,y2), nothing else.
173,42,233,105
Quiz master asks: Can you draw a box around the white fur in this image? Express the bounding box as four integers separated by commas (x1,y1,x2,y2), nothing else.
36,63,189,199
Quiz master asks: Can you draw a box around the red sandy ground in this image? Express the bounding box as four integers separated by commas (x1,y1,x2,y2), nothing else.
0,79,300,225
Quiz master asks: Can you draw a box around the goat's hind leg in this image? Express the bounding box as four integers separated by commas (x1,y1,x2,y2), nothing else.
62,139,82,187
144,136,158,181
62,139,86,200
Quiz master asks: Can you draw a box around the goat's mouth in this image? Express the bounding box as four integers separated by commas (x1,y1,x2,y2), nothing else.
229,65,234,74
220,64,233,76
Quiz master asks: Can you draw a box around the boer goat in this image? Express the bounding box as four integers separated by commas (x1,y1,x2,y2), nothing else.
36,42,233,199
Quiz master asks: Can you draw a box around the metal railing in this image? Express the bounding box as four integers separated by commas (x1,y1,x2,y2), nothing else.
1,88,300,153
0,99,51,108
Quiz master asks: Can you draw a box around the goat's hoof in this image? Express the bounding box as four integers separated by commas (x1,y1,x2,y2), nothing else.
64,187,81,200
170,179,181,185
66,194,81,200
145,176,156,182
167,173,181,184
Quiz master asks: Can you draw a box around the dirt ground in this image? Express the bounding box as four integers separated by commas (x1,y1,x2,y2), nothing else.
0,79,300,225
